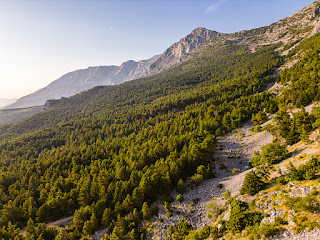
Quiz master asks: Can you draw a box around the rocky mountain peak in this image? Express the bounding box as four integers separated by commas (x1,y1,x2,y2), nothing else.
189,27,218,38
165,27,218,57
149,27,219,74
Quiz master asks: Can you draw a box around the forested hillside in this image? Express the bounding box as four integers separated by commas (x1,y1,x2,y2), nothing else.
1,1,320,239
0,40,281,239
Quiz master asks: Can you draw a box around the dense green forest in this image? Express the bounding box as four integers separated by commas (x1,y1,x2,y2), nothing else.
281,33,320,107
0,39,282,239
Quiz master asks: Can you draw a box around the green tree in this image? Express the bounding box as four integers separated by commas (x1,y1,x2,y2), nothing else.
83,213,99,236
176,179,187,194
240,171,264,195
141,202,151,220
26,218,36,240
252,111,268,125
176,194,184,203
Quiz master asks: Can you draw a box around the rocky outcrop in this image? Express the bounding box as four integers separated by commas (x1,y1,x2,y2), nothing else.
312,5,320,19
43,99,60,110
149,28,219,74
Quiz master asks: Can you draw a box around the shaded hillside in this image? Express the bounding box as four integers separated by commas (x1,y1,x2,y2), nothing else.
0,107,43,125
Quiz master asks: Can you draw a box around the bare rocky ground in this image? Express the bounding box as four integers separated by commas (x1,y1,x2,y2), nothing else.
270,228,320,240
148,121,274,239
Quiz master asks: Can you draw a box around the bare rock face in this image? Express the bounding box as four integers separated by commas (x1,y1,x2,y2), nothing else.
43,99,60,110
149,28,218,74
124,55,161,82
312,5,320,18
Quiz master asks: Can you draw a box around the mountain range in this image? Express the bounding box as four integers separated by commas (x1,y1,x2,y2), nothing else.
7,28,216,109
8,1,320,110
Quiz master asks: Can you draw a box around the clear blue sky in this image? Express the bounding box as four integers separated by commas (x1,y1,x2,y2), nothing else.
0,0,315,98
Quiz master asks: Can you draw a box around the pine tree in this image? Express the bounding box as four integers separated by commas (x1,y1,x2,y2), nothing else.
141,202,151,220
26,218,36,240
240,171,264,195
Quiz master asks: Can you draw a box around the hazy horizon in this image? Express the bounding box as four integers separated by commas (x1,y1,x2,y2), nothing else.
0,0,315,99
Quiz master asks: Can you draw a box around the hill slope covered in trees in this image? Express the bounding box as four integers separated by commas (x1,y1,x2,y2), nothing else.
1,1,320,240
0,39,281,240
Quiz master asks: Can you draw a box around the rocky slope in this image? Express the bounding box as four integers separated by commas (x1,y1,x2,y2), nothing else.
148,120,274,239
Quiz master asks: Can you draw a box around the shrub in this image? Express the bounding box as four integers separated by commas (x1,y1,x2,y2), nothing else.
177,194,184,203
299,157,319,180
176,179,187,194
219,162,228,169
250,142,288,167
160,195,174,204
190,174,203,186
232,168,239,174
240,171,264,195
293,196,320,213
171,218,192,240
286,158,320,182
207,201,224,219
190,198,200,207
164,202,171,212
287,161,303,181
251,125,262,133
150,205,159,216
222,190,231,200
196,165,214,179
166,211,173,218
245,223,284,239
276,175,287,185
184,226,215,240
141,202,151,220
226,198,261,234
217,183,223,189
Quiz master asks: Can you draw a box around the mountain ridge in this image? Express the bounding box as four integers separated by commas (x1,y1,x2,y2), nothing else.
7,27,216,109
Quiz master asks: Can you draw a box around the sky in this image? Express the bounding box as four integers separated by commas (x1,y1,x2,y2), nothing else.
0,0,316,99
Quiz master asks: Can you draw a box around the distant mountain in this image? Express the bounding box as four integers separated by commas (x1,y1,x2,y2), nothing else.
0,98,17,109
7,28,217,109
